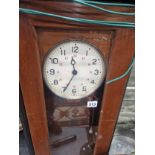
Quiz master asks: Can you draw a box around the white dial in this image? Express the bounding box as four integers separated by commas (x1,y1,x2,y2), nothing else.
43,40,106,100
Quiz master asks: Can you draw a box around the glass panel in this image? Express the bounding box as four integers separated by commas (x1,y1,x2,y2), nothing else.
41,40,106,155
37,28,112,155
43,82,105,155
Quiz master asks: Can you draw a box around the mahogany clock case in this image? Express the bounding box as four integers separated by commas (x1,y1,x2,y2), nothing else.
19,1,135,155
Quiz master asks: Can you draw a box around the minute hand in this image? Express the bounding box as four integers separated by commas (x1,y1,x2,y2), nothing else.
63,75,74,92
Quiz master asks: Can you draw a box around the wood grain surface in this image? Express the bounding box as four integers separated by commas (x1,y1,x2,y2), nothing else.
20,1,135,155
19,16,50,155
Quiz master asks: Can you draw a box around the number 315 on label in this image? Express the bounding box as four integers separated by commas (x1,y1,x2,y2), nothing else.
87,101,98,108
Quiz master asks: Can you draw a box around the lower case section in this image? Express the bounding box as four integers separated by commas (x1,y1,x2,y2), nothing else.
49,127,90,155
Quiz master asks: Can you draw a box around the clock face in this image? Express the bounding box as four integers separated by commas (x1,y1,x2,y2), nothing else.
43,40,106,100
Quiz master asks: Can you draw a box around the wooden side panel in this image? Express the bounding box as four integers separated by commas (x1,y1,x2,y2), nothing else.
19,16,51,155
20,1,135,154
94,29,135,154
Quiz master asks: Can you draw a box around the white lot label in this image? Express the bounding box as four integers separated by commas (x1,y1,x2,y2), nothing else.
87,100,98,108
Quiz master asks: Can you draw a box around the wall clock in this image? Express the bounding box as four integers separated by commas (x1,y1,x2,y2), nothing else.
19,1,135,155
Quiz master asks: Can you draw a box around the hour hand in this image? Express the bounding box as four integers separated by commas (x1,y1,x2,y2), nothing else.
71,57,76,67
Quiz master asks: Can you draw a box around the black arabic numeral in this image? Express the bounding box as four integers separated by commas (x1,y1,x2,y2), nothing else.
61,49,66,55
90,80,95,84
50,69,55,75
50,58,58,64
72,45,79,53
94,69,99,75
72,88,77,94
86,50,88,56
54,80,58,85
82,86,87,91
92,59,97,65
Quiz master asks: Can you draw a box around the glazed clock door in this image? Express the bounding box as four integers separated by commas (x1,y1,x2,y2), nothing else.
36,28,112,155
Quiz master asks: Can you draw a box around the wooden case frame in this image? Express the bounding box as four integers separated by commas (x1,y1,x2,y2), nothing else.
19,1,135,155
